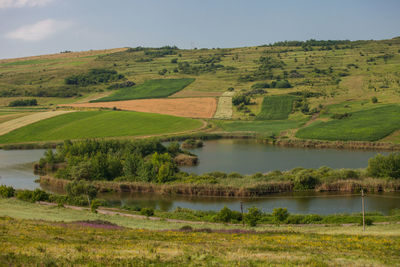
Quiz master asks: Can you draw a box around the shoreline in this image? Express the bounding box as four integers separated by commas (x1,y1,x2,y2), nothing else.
2,132,400,151
40,175,400,198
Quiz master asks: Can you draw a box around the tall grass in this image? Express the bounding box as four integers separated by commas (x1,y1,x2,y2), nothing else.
256,95,298,120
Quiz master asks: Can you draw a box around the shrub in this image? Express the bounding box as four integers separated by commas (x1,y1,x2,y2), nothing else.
227,87,234,92
251,82,270,89
271,80,291,88
360,217,373,226
90,199,102,213
294,170,319,190
140,207,154,217
331,113,352,120
227,172,243,178
180,225,193,231
286,215,303,224
171,58,178,63
232,94,251,106
0,185,15,198
32,189,50,202
215,206,242,223
245,207,262,227
16,190,34,202
8,99,37,107
301,214,323,224
65,69,124,86
367,153,400,179
371,96,378,103
272,208,289,223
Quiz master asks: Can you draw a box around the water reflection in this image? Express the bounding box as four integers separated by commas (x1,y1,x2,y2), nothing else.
180,139,387,174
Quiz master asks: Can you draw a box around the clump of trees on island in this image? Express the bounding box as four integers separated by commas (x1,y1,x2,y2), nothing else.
37,139,182,184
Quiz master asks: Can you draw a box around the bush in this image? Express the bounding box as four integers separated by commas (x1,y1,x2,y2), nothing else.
16,190,34,202
65,69,124,86
294,170,319,190
271,80,291,88
32,189,50,202
371,96,378,103
301,214,323,224
360,217,373,226
140,207,154,217
8,99,38,107
90,199,102,213
227,172,243,178
244,207,262,227
367,153,400,179
272,208,289,223
232,94,251,106
215,206,242,223
251,82,270,89
0,185,15,198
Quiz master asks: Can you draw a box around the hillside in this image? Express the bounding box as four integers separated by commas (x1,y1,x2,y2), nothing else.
1,38,400,144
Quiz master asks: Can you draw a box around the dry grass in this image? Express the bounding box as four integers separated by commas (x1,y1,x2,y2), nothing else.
61,98,217,118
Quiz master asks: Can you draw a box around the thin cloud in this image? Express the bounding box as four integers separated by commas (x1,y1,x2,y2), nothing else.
0,0,54,9
5,19,71,41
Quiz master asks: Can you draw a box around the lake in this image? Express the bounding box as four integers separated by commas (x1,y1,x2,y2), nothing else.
1,141,398,215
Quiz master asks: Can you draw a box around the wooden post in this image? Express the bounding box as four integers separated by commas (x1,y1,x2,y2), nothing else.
240,202,244,226
362,189,365,232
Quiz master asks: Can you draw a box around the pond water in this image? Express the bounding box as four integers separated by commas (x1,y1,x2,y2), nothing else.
0,149,46,190
1,142,398,215
99,191,400,215
180,139,387,174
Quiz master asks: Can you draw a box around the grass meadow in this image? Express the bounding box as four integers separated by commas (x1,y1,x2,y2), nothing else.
1,199,400,266
92,78,195,102
296,105,400,141
0,110,202,143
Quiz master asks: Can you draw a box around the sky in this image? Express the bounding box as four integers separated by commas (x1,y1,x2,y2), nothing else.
0,0,399,59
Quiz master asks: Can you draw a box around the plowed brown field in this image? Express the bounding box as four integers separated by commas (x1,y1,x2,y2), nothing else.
61,97,217,118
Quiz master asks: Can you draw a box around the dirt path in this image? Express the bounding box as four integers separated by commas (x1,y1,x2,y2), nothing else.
0,110,75,136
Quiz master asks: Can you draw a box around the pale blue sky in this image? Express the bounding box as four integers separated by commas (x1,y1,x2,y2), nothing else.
0,0,399,59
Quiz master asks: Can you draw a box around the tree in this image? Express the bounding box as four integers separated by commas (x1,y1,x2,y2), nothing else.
371,96,378,103
272,208,289,223
244,207,262,227
66,180,97,206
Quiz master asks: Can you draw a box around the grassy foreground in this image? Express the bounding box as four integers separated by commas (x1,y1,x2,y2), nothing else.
92,78,195,102
0,110,202,143
0,199,400,266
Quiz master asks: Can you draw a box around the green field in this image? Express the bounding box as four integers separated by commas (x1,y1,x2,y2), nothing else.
0,110,202,143
256,95,298,120
296,105,400,141
216,119,306,134
92,78,195,102
1,39,400,142
1,199,400,266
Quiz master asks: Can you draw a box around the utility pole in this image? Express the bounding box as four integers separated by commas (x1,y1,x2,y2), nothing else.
240,202,244,227
361,189,365,232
